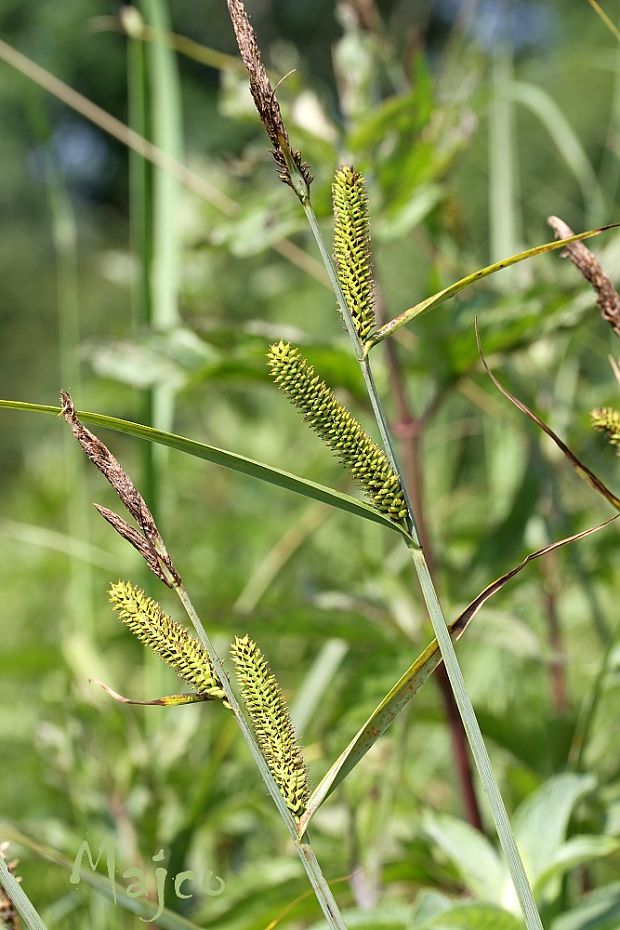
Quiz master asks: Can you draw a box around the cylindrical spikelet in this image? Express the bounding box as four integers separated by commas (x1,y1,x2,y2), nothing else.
109,581,229,706
230,635,309,817
333,166,375,342
267,342,409,528
592,407,620,454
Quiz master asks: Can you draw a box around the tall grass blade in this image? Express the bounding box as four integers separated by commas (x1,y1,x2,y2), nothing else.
0,400,406,533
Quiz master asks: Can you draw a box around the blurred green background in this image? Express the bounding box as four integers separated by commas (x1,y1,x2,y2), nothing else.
1,1,620,928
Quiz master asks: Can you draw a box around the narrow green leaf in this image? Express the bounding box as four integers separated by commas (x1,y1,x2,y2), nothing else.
368,223,619,347
0,400,403,534
0,853,48,930
298,520,614,834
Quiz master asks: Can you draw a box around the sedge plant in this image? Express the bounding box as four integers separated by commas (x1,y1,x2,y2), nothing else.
3,5,620,929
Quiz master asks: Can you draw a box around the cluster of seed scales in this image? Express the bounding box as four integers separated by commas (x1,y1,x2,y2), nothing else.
592,407,620,453
109,581,229,706
230,635,309,817
267,342,408,528
332,166,375,342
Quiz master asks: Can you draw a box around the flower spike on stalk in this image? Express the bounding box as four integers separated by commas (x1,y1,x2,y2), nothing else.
230,635,309,817
591,407,620,454
108,581,230,707
226,0,311,200
333,166,376,343
267,342,409,529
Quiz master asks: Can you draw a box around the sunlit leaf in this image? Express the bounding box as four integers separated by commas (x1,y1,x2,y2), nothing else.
0,399,405,535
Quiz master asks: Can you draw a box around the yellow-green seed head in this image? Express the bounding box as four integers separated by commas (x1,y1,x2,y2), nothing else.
333,166,375,342
109,581,229,706
230,634,309,817
592,407,620,454
267,342,408,527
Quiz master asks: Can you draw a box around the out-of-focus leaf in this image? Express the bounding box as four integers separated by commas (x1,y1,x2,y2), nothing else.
85,327,215,389
476,709,576,776
535,835,620,896
0,400,405,535
422,812,508,904
512,773,596,890
551,882,620,930
298,521,612,834
477,324,620,510
210,195,304,256
306,904,413,930
375,183,444,241
420,902,524,929
0,825,204,929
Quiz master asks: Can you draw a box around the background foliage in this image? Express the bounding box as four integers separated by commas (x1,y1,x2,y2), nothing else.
1,1,620,928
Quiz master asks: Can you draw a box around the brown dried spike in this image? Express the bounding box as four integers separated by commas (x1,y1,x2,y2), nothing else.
94,505,172,587
548,215,620,339
60,391,180,585
226,0,312,194
60,391,154,532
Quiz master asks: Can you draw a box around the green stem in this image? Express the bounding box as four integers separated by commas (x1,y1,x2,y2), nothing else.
408,544,543,928
174,583,348,930
301,196,544,929
0,855,48,930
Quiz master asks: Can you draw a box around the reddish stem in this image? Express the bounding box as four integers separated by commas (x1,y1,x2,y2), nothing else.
384,336,484,832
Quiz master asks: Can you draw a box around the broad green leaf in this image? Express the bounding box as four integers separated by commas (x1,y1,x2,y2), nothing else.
512,773,596,889
535,835,620,897
368,223,619,347
421,903,524,930
0,399,404,535
297,521,611,835
551,882,620,930
422,812,508,905
306,904,413,930
0,824,206,929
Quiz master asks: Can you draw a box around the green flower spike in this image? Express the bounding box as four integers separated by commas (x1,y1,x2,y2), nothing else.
267,342,409,528
230,635,309,817
592,406,620,454
109,581,229,706
333,166,375,343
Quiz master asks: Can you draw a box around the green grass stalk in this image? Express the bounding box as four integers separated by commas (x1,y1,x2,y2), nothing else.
301,196,545,929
